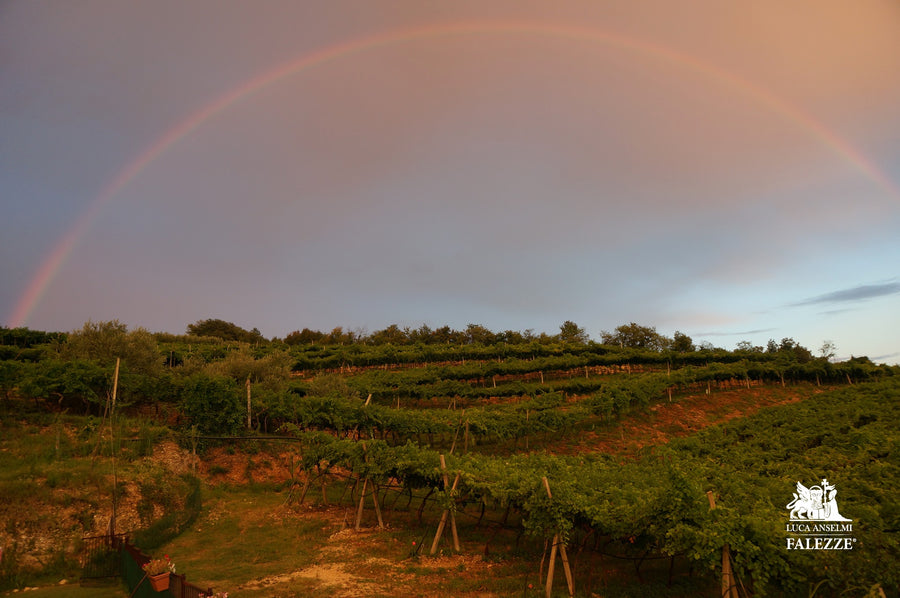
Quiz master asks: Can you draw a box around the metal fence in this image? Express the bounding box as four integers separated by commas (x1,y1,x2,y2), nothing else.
82,534,212,598
81,534,126,580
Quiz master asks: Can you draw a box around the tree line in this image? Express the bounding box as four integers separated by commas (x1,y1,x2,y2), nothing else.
180,318,742,354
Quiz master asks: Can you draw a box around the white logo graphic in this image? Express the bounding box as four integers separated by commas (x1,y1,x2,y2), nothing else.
785,479,856,550
786,479,851,522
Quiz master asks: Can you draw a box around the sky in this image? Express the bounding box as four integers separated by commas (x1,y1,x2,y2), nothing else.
2,1,899,362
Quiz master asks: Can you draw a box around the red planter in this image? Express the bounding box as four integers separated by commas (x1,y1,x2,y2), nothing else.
148,572,170,591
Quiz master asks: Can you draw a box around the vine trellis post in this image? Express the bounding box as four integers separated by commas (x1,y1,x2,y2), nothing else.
429,454,460,555
355,443,384,530
706,490,738,598
542,476,574,598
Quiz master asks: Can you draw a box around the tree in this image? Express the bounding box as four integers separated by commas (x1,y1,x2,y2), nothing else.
558,321,589,344
600,323,668,351
465,324,496,345
819,340,837,362
735,340,763,353
325,326,351,345
407,324,434,344
186,319,265,343
369,324,409,345
672,331,694,352
62,320,161,376
773,338,813,363
284,328,325,345
431,326,465,344
499,329,526,344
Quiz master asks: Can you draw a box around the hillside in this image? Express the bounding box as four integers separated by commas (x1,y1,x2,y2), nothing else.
1,324,897,596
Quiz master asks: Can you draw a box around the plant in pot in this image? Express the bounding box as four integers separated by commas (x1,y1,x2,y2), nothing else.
142,554,176,591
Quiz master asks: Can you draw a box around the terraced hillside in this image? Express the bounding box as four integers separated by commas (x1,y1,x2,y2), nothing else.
1,324,897,596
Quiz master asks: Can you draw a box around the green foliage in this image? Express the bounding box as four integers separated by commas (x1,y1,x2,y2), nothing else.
672,330,694,352
283,327,326,345
132,474,202,550
179,373,243,436
0,326,65,348
18,359,109,411
186,318,266,343
274,378,900,596
61,320,163,376
203,346,292,383
4,320,899,595
0,359,23,400
558,320,588,344
600,322,671,351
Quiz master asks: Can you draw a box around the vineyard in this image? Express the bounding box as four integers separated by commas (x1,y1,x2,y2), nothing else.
1,322,898,596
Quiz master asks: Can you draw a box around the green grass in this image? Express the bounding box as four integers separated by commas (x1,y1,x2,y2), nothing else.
157,485,333,595
2,582,127,597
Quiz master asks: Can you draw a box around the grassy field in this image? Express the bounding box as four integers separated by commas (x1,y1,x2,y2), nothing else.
1,584,127,598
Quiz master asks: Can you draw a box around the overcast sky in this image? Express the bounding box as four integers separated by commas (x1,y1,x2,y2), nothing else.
2,1,899,362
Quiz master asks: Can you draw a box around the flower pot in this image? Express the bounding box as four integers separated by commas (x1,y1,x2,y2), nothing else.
148,572,170,591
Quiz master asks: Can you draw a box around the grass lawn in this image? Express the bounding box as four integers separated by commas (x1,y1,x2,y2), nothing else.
2,582,127,598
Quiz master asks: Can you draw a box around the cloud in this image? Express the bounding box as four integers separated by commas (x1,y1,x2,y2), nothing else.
694,328,776,338
792,281,900,306
819,308,856,317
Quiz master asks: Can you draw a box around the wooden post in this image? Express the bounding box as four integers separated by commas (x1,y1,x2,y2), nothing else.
430,455,460,554
546,534,558,598
110,357,120,536
355,444,384,530
371,482,384,529
111,357,120,411
355,478,368,531
246,377,252,430
525,410,530,450
464,419,469,454
706,491,738,598
542,477,574,597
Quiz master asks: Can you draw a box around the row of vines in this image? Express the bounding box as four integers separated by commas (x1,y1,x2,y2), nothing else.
278,378,900,596
2,324,897,595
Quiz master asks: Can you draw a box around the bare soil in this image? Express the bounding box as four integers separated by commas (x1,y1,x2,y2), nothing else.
549,384,827,458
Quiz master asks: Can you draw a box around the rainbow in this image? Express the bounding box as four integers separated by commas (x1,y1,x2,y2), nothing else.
9,21,898,328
